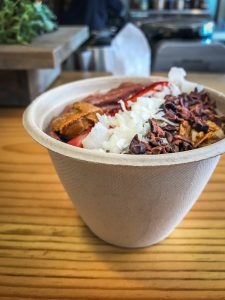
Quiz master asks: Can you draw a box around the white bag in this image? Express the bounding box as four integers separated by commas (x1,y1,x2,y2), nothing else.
108,23,151,76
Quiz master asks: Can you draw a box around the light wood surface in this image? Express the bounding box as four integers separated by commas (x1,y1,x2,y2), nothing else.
0,26,89,70
0,72,225,299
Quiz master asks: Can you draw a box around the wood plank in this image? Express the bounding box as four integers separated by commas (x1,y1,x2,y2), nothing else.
0,27,89,70
0,287,225,300
1,256,225,271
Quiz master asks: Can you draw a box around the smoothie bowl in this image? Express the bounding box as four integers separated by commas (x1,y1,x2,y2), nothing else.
23,68,225,248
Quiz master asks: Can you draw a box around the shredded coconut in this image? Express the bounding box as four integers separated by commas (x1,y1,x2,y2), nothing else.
168,67,203,93
82,67,203,153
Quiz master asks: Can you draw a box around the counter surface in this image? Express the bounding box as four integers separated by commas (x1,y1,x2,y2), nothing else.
0,72,225,299
0,26,89,69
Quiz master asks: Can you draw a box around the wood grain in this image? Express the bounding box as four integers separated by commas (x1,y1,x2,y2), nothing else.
0,27,89,70
0,72,225,299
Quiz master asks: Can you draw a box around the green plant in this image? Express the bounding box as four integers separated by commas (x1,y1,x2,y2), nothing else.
0,0,57,44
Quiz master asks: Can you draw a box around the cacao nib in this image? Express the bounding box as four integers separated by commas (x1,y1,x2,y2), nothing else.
164,102,177,113
177,106,191,120
149,119,165,137
150,144,175,155
174,134,192,143
193,121,209,133
164,109,180,122
165,131,174,143
179,94,189,108
129,135,148,155
171,144,180,153
173,138,193,152
190,103,202,116
162,125,178,132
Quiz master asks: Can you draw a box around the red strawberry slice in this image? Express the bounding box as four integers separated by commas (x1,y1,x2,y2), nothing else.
124,81,169,109
108,82,169,115
67,129,91,148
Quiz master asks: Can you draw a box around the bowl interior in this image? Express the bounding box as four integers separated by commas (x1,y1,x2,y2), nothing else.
23,76,225,167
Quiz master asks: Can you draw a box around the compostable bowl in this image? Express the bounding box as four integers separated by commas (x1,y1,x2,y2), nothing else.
23,76,225,248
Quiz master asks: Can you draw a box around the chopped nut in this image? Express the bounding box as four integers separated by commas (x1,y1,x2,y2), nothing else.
206,120,221,132
194,121,225,147
191,129,198,143
179,120,191,139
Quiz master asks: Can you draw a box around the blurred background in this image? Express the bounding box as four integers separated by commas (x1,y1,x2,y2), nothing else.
48,0,225,73
1,0,225,105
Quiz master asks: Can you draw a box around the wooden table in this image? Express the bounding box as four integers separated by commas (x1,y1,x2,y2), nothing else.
0,72,225,299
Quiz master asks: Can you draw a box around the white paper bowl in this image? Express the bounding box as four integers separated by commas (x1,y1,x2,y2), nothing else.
23,76,225,248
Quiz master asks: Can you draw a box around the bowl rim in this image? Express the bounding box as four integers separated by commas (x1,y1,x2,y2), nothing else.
23,75,225,167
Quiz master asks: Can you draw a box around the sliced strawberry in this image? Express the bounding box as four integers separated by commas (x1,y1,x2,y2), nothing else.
109,109,119,116
105,81,169,116
124,81,169,110
67,129,91,148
